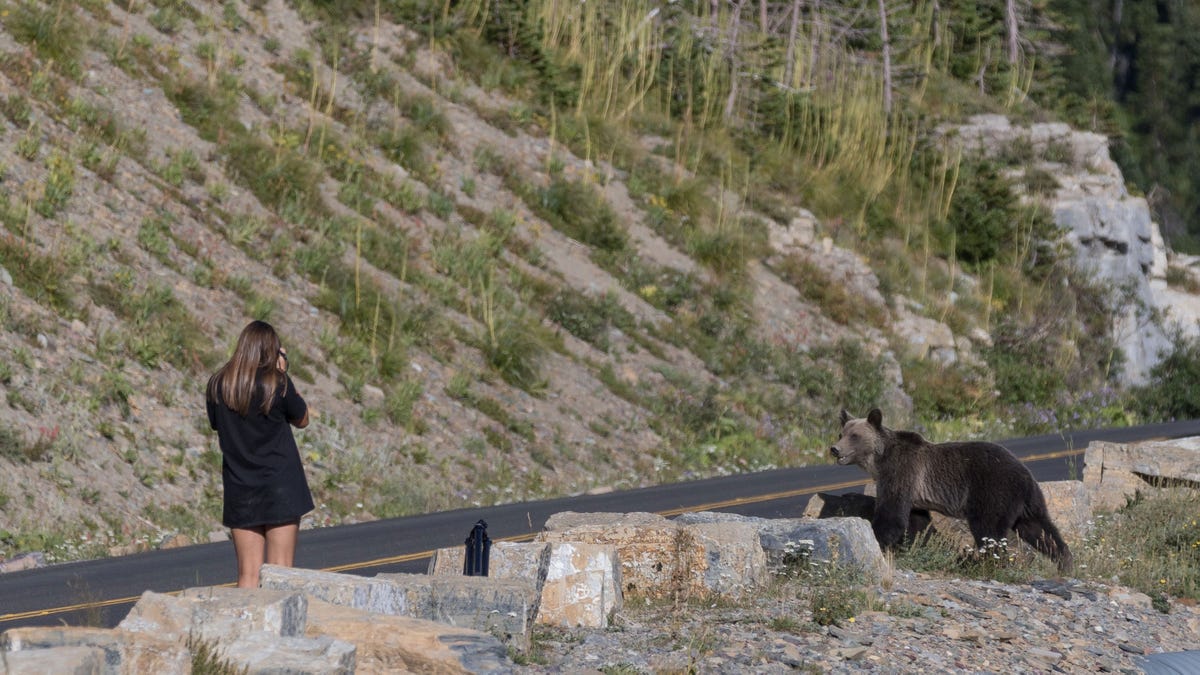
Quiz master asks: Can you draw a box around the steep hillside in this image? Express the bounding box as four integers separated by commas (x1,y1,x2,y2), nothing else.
0,0,870,559
0,0,1191,563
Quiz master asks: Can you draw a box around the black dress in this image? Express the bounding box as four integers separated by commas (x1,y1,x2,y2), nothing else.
207,374,314,528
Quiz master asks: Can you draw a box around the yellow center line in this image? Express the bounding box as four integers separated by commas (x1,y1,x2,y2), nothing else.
0,449,1084,625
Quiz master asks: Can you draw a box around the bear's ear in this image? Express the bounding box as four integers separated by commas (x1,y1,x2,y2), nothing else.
839,409,851,426
867,408,883,429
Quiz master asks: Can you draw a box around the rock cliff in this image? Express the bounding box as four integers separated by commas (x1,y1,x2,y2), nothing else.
943,114,1198,385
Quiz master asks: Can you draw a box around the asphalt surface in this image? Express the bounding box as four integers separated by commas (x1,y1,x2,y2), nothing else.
2,418,1198,630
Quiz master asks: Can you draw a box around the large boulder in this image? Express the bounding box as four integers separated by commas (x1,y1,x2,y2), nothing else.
0,626,190,674
534,542,623,627
535,511,771,600
535,512,687,599
1082,438,1200,512
119,587,356,674
427,540,550,579
260,565,538,650
938,114,1177,385
120,587,308,641
675,511,888,581
303,599,512,675
1039,480,1093,542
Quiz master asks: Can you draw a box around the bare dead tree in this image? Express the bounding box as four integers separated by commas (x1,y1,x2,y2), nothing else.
1005,0,1019,64
977,45,991,94
724,0,746,120
785,0,801,87
931,0,941,48
1109,0,1123,71
878,0,892,114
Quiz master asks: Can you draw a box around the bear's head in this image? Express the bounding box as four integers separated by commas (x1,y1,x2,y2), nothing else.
830,408,886,475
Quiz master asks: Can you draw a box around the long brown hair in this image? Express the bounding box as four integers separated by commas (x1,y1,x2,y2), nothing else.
206,320,286,416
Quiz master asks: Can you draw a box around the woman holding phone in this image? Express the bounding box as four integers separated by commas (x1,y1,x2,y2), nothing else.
206,320,313,588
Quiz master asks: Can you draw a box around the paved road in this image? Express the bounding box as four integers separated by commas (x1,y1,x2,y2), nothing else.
2,419,1197,630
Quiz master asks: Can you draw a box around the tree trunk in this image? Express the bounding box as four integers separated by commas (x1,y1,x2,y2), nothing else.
724,0,746,120
878,0,892,114
785,0,801,88
1005,0,1019,65
931,0,941,47
1109,0,1123,70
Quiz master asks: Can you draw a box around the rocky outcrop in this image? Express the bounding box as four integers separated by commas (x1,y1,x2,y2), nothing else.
942,114,1180,384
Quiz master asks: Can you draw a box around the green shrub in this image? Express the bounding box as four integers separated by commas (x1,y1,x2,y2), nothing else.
1165,266,1200,294
943,160,1014,266
776,340,888,416
1,94,31,127
224,134,323,214
385,379,423,429
1132,333,1200,421
187,634,248,675
36,152,75,218
6,1,85,75
798,560,869,627
1077,489,1200,606
536,176,627,252
545,288,630,352
401,95,451,141
904,358,993,420
478,302,548,393
984,318,1068,407
772,254,885,328
375,126,429,178
0,237,77,314
0,425,24,462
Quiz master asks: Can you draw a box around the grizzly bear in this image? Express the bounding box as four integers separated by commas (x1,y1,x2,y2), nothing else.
830,409,1073,572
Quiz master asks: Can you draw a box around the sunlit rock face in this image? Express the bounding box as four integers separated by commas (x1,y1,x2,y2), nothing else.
941,114,1185,385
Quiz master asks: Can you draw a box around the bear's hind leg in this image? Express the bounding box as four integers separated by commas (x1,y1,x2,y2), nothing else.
965,514,1012,552
1015,516,1074,574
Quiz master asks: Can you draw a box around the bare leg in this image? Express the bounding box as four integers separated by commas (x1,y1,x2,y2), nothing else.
231,526,267,588
264,520,300,568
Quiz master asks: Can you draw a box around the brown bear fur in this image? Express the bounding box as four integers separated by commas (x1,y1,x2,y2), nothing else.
813,492,935,546
830,408,1073,573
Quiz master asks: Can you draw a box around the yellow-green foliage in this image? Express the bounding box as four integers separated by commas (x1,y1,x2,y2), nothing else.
1079,488,1200,607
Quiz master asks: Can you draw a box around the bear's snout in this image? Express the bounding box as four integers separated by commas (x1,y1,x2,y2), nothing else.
830,446,840,458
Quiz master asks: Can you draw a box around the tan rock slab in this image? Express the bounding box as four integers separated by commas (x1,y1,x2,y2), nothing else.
0,625,190,673
535,542,622,628
1039,480,1092,542
260,566,538,650
0,645,106,674
120,587,308,643
535,511,685,599
427,540,550,579
304,599,512,674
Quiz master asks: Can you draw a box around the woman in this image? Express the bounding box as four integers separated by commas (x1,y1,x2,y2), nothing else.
206,320,313,588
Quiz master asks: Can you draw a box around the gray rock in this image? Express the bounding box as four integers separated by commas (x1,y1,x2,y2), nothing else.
673,511,888,580
0,645,106,674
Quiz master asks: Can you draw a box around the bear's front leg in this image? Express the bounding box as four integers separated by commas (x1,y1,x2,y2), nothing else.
871,494,913,550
